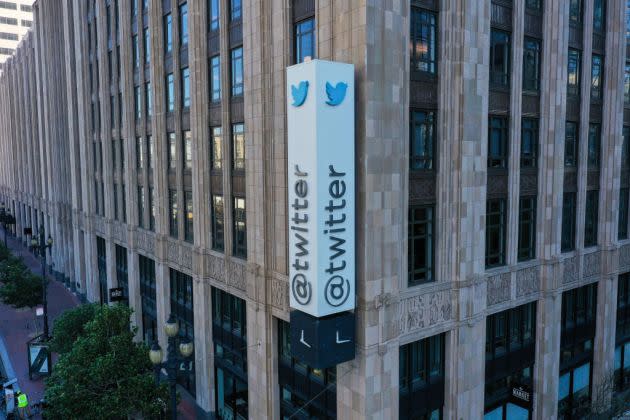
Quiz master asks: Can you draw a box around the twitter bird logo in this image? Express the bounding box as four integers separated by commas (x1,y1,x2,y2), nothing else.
291,81,309,107
325,82,348,106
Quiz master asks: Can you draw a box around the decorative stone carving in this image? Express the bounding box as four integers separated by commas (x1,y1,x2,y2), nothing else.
113,224,126,243
621,245,630,269
563,257,578,284
180,246,192,270
94,217,105,235
394,291,452,335
167,241,178,263
227,260,246,291
583,252,601,278
516,267,539,297
206,254,225,282
137,231,155,255
271,278,288,310
487,273,511,306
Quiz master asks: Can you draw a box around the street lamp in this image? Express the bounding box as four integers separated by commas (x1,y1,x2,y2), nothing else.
149,314,194,420
30,225,53,340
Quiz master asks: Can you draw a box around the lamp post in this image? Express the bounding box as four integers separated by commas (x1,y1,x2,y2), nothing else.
149,314,194,420
30,225,53,340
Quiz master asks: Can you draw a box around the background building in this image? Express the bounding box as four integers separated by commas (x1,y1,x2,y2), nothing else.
0,0,33,73
0,0,629,419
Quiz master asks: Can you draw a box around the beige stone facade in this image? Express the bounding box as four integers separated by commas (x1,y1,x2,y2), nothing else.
1,0,630,418
0,0,33,73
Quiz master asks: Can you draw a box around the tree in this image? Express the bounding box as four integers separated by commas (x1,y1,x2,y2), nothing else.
44,305,168,420
49,303,98,354
0,271,43,309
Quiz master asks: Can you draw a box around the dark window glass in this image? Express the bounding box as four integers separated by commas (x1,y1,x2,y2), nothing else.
164,13,172,53
212,195,225,252
625,62,630,105
593,0,605,32
232,123,245,170
619,188,629,240
137,186,145,228
231,0,241,21
136,136,144,169
169,190,179,238
525,0,542,12
410,110,435,170
584,190,599,247
587,124,600,169
179,3,188,45
182,67,191,108
567,49,581,97
135,85,142,119
523,38,541,91
591,55,603,102
114,183,119,220
185,191,194,243
295,18,315,64
149,187,155,231
210,55,221,102
490,30,510,87
212,127,223,170
183,130,192,170
562,192,577,252
122,184,127,222
169,269,195,395
145,82,152,117
410,8,437,74
521,118,538,168
231,47,244,96
408,205,434,286
623,127,630,168
233,197,247,258
486,302,537,361
488,116,509,168
139,255,157,344
209,0,220,31
115,245,128,302
569,0,583,24
518,197,536,262
143,27,150,64
565,121,578,167
166,73,175,111
486,198,507,268
168,132,176,169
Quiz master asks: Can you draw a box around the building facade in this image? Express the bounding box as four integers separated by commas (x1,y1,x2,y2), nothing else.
0,0,33,72
0,0,629,419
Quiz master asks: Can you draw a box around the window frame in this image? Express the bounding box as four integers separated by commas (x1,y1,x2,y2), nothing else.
486,198,507,268
408,205,435,286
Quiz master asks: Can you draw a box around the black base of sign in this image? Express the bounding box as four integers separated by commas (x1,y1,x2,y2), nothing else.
290,310,355,369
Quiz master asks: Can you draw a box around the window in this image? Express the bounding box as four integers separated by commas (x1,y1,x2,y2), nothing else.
410,8,437,74
184,191,194,243
0,32,17,41
181,67,191,108
164,13,172,53
593,0,605,32
567,49,581,97
623,126,630,168
591,55,603,102
233,197,247,258
584,190,599,247
0,17,17,26
231,47,244,96
168,132,176,169
139,255,157,344
122,185,127,222
166,73,174,112
97,237,108,304
135,86,142,119
211,127,223,169
232,123,245,170
19,4,31,12
148,135,154,169
521,118,538,168
410,110,435,170
569,0,583,24
110,95,115,127
0,2,16,10
143,27,150,64
115,245,128,303
399,334,445,420
20,19,30,28
132,0,138,17
145,82,152,117
211,195,225,252
209,0,220,31
587,124,600,169
182,130,192,170
525,0,542,12
210,55,221,102
114,183,119,220
179,3,188,46
408,205,434,286
565,121,578,167
137,186,145,228
488,116,509,168
143,0,148,12
169,269,195,395
295,18,315,64
517,197,537,262
169,190,179,238
231,0,241,21
149,187,155,231
486,199,507,268
523,38,541,91
490,30,510,87
625,62,630,105
619,188,629,240
136,136,144,169
562,192,577,252
132,35,139,68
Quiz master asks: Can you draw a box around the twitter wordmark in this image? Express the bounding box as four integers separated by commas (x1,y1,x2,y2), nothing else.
291,80,309,107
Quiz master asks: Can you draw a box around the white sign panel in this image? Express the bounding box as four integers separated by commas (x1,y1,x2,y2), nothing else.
287,59,355,318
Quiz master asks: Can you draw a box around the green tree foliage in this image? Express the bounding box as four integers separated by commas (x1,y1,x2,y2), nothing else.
0,271,43,309
49,303,98,354
44,305,168,420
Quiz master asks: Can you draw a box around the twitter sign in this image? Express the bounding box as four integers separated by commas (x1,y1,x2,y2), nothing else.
286,59,355,319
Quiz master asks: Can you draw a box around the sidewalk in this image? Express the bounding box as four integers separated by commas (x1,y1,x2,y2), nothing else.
0,229,80,417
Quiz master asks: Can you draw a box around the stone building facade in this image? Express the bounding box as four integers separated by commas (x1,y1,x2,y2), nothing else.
0,0,33,73
0,0,629,419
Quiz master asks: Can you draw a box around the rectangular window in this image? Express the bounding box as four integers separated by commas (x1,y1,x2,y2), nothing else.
212,195,225,252
164,13,172,53
410,8,437,74
210,55,221,102
0,2,16,10
149,187,155,231
145,82,152,117
135,86,142,119
565,121,578,167
623,126,630,168
567,49,581,97
179,3,188,46
518,197,537,262
139,255,157,344
185,191,194,243
625,62,630,105
295,18,315,64
233,197,247,258
231,47,244,96
136,136,144,169
591,55,603,102
486,198,507,268
488,116,509,168
168,132,176,170
619,188,629,240
143,27,150,64
408,205,434,286
584,190,599,248
122,184,127,222
593,0,605,32
232,123,245,170
212,127,223,169
137,186,145,228
562,192,577,252
114,183,119,220
521,118,538,168
490,30,511,87
182,67,191,108
115,245,128,302
110,95,115,128
148,135,154,169
169,190,179,238
184,130,192,170
209,0,220,31
166,73,175,112
410,110,435,170
587,124,600,169
569,0,583,25
169,269,195,394
523,37,541,91
231,0,242,21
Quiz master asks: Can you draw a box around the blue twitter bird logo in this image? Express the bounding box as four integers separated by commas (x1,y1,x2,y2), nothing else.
325,82,348,106
291,81,309,107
